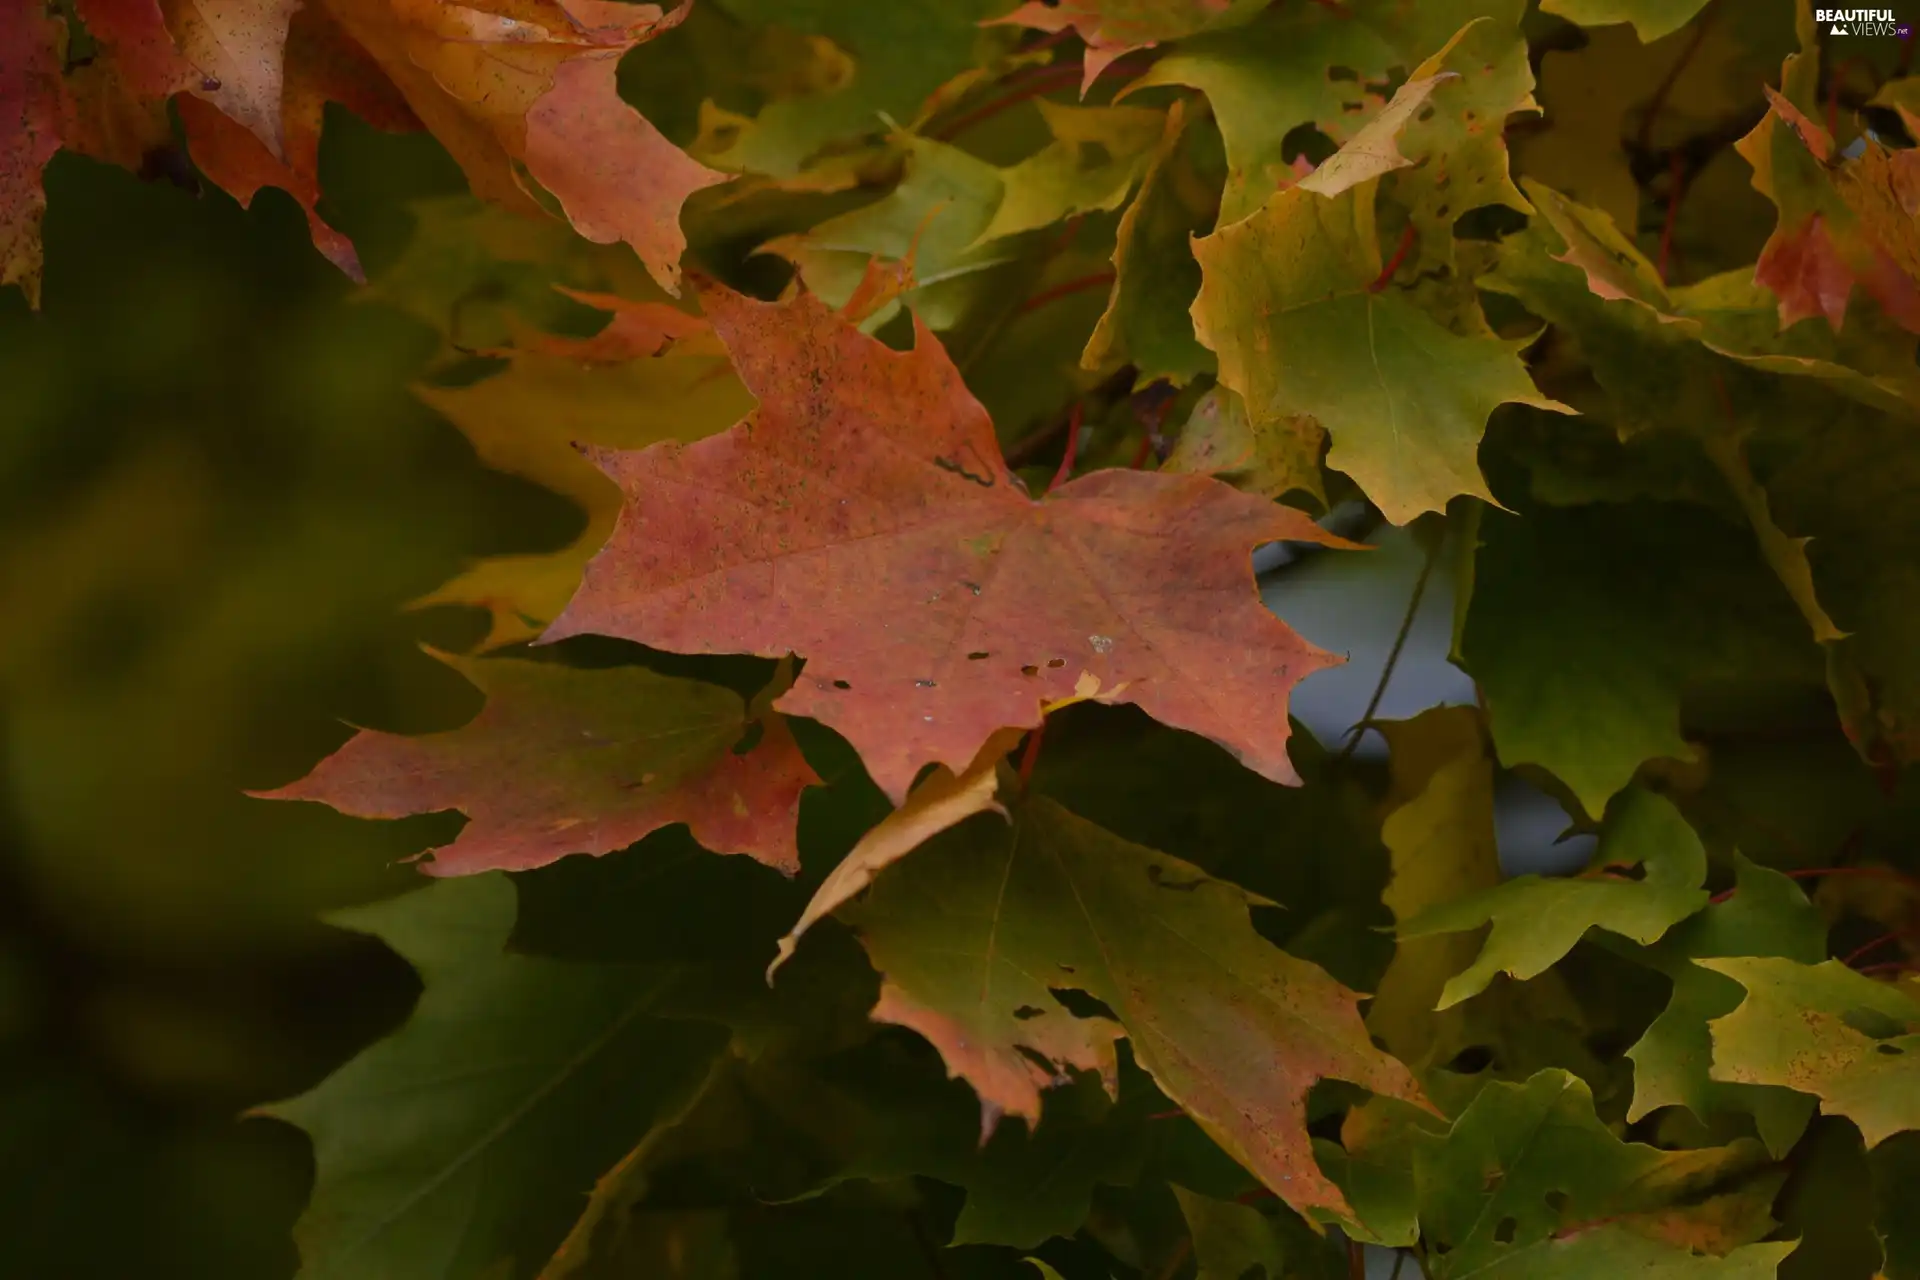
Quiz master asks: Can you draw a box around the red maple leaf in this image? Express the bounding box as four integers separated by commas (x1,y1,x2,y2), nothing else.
257,653,818,876
546,284,1348,805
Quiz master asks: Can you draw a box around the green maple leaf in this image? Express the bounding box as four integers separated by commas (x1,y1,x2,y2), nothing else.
1460,501,1823,818
1703,956,1920,1147
1192,174,1566,524
838,795,1430,1220
1624,857,1825,1157
1082,98,1223,386
1401,786,1709,1009
1413,1070,1792,1278
263,875,729,1280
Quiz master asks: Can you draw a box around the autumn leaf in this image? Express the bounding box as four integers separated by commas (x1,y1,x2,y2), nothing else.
256,650,818,875
547,283,1347,805
263,874,729,1280
1172,1185,1347,1280
1704,957,1920,1147
322,0,725,292
840,793,1430,1218
1191,166,1569,524
166,0,303,158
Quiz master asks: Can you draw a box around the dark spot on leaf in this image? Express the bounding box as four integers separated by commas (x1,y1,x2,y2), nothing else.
1013,1005,1045,1020
202,76,221,91
1878,1042,1906,1055
1021,665,1039,676
1046,658,1065,668
915,679,936,688
967,651,990,660
1328,66,1359,82
1545,1190,1570,1213
1418,105,1436,123
832,679,852,690
1494,1217,1517,1244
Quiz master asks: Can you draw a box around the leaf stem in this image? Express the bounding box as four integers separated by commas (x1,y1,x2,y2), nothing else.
1368,225,1417,293
1016,270,1116,316
1048,402,1084,493
1338,522,1439,760
1017,722,1047,790
1843,929,1915,967
1637,1,1719,155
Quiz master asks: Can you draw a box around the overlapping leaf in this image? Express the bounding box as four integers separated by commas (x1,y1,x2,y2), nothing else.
838,794,1431,1218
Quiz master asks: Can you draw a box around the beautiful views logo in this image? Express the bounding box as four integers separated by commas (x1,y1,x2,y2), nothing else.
1816,7,1913,35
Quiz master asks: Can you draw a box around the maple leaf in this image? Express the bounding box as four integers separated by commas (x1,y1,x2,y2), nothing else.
1081,97,1220,386
263,874,729,1280
1459,502,1823,819
1191,167,1569,525
545,282,1347,806
1625,857,1825,1158
1703,957,1920,1148
414,286,752,646
839,794,1431,1218
985,0,1265,93
1739,86,1920,335
972,100,1165,245
256,651,818,875
178,6,418,280
321,0,725,292
1401,786,1711,1009
1412,1070,1794,1278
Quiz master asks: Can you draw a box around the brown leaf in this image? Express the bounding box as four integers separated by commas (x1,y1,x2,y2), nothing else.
547,283,1349,804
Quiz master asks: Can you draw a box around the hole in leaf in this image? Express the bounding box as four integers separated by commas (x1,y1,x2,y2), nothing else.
1494,1217,1518,1244
1049,987,1118,1021
832,679,852,690
1013,1005,1046,1020
1444,1045,1497,1074
1047,658,1066,668
1878,1042,1906,1056
967,651,990,660
1279,122,1337,167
